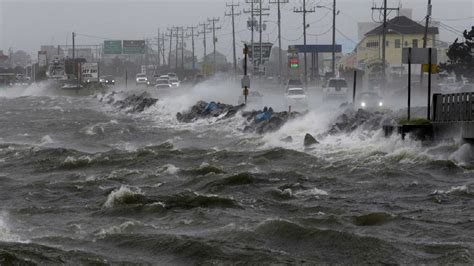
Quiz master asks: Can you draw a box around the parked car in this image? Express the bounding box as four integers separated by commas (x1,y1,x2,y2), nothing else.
155,79,172,89
135,73,148,85
323,78,349,102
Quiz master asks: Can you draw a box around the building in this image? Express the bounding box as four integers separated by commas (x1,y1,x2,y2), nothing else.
355,16,439,71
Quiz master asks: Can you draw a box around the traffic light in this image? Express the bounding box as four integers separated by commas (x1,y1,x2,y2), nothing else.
290,58,299,69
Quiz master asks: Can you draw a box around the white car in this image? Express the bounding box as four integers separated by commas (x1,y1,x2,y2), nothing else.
155,79,172,89
323,78,349,102
285,87,308,111
169,78,180,88
135,73,148,85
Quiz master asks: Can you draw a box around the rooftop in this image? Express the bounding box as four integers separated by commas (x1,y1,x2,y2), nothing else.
366,16,439,36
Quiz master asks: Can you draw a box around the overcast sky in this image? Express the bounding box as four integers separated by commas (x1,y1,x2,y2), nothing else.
1,0,472,59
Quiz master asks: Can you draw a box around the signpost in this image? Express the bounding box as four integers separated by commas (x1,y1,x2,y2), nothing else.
81,62,99,82
104,40,122,55
402,47,438,121
123,40,146,54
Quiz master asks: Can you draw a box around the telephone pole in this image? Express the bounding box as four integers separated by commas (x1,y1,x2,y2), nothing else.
208,17,221,74
181,28,185,74
423,0,432,48
166,28,174,69
157,28,161,69
421,0,433,84
294,1,315,85
225,2,241,74
269,0,289,82
199,22,211,64
372,1,399,83
332,0,336,75
244,1,269,76
244,0,256,74
72,32,76,77
187,26,199,71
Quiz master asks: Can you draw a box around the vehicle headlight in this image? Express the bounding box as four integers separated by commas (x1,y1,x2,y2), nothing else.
361,102,366,107
379,102,383,107
112,80,115,82
106,80,109,83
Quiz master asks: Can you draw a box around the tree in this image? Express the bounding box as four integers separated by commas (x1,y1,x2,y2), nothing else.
440,27,474,82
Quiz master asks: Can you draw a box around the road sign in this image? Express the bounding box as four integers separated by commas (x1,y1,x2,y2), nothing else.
241,75,250,88
104,40,122,54
123,40,146,54
81,62,99,81
289,44,342,53
402,48,437,64
422,64,438,73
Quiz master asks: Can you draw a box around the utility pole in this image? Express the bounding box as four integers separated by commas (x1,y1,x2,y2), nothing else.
225,2,241,74
161,33,167,66
423,0,433,48
208,17,221,74
166,28,174,69
244,0,256,74
244,1,269,76
332,0,336,75
181,28,185,74
157,28,161,69
269,0,289,82
175,27,183,73
372,1,399,84
72,32,76,77
421,0,433,84
187,26,199,71
199,22,211,65
294,1,315,86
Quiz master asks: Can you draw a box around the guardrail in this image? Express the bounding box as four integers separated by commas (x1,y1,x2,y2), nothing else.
433,93,474,122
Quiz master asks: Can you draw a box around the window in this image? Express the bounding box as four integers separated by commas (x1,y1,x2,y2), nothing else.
404,41,409,47
395,39,401,48
386,41,389,47
412,39,418,48
366,41,379,48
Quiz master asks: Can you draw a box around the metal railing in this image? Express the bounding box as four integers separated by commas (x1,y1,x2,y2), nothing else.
433,93,474,122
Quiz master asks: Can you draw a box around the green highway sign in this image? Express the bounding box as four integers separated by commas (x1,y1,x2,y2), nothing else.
123,40,146,54
104,40,122,54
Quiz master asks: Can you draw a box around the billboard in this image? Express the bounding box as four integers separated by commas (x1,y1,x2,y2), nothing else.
248,43,273,65
81,62,99,82
402,48,438,64
38,51,47,67
123,40,146,54
104,40,122,54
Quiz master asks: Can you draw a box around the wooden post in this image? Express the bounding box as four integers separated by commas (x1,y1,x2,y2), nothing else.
353,70,357,103
427,48,432,120
407,48,412,121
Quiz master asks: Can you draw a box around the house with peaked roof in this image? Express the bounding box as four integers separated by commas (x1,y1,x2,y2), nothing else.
355,16,439,71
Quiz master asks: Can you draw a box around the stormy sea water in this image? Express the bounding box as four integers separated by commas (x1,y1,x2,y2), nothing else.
0,79,473,265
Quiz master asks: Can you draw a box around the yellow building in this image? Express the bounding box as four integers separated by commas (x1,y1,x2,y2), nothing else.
356,16,439,72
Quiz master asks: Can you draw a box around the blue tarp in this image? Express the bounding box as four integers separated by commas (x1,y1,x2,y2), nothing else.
255,112,271,122
204,102,218,113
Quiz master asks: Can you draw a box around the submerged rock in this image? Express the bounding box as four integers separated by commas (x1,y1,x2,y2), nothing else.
243,110,301,135
304,133,319,147
176,101,245,123
113,92,158,113
326,108,387,135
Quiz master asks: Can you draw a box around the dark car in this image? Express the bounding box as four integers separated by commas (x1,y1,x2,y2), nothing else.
99,76,115,86
356,91,384,110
